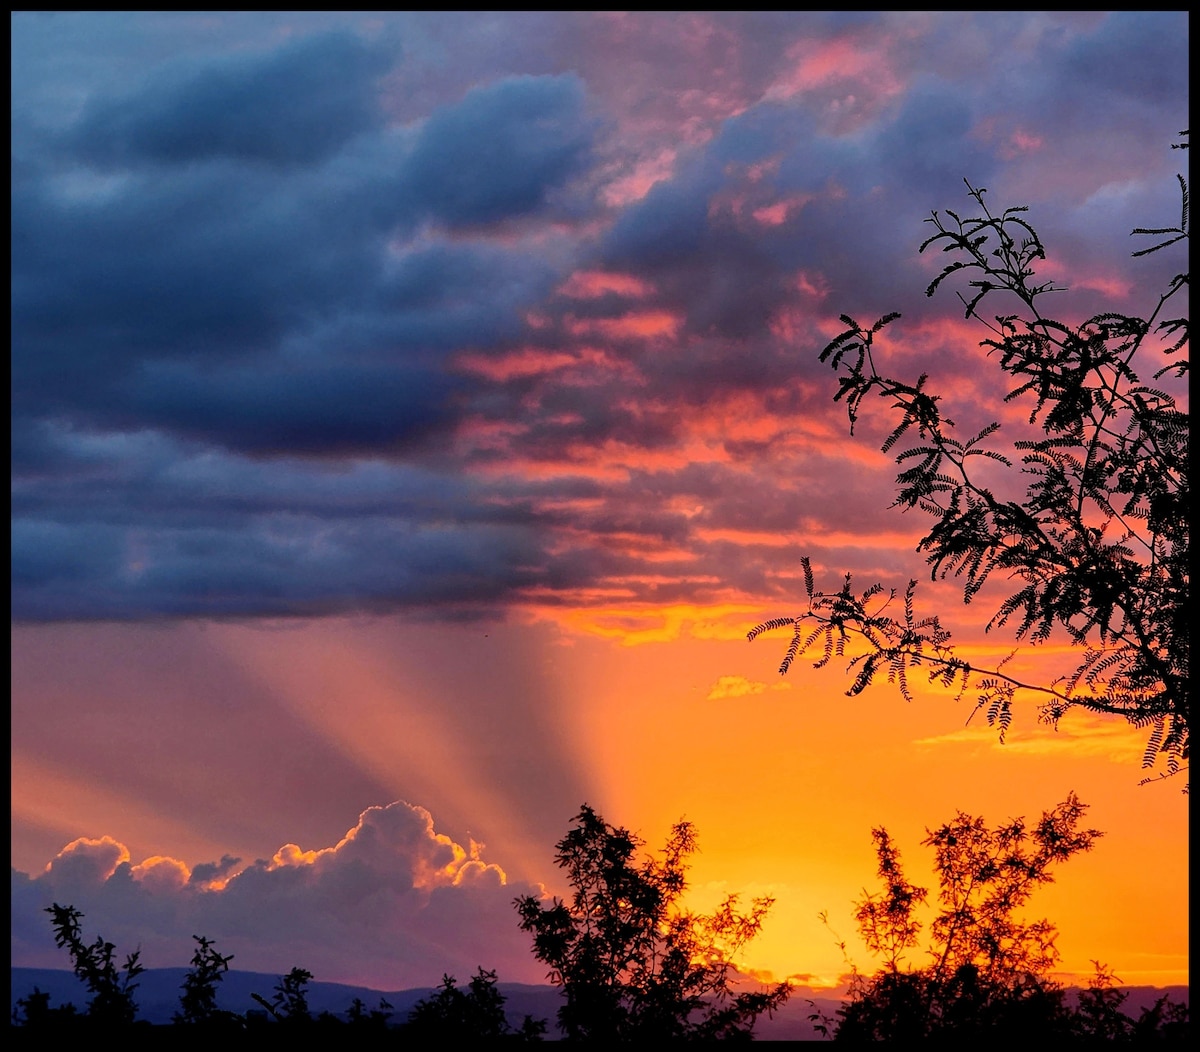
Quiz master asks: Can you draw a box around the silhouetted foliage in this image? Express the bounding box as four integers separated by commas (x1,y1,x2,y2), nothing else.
42,903,144,1027
18,905,553,1038
250,966,313,1024
514,804,789,1041
345,995,395,1030
866,794,1101,980
405,967,545,1041
173,934,242,1028
11,987,81,1028
1068,961,1192,1042
817,795,1188,1042
752,135,1189,784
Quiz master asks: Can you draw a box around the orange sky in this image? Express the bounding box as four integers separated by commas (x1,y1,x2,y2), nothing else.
11,614,1189,989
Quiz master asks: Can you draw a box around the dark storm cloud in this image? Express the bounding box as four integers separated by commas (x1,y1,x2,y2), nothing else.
10,520,123,592
12,434,473,525
373,240,564,351
125,360,459,456
10,12,1188,623
10,422,585,621
404,74,594,226
870,79,989,203
614,83,996,324
12,38,594,434
189,855,242,886
11,513,556,622
72,32,391,167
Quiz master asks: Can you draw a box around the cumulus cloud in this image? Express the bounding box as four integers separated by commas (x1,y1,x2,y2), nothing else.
11,801,546,989
42,836,131,888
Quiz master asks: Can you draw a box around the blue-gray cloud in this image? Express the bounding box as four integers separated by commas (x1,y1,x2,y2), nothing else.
10,12,1188,622
404,74,594,226
72,32,391,167
12,40,591,471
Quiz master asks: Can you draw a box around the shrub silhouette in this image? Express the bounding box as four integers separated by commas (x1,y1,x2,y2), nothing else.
17,905,526,1037
11,987,81,1029
405,967,545,1041
173,934,242,1028
38,903,144,1027
250,966,313,1024
344,995,395,1030
514,804,789,1041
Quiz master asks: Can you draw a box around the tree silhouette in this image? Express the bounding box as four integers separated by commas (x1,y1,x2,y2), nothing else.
20,906,552,1036
752,135,1189,783
514,804,789,1041
1074,962,1191,1041
823,795,1188,1041
833,795,1092,1040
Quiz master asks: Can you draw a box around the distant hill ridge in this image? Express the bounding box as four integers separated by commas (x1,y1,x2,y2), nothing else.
11,966,556,1028
10,966,1188,1041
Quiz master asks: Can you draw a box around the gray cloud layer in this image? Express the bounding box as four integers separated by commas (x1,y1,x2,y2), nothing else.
11,12,1189,622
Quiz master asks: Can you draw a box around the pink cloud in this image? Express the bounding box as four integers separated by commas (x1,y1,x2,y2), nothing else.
557,270,655,299
565,310,681,340
1006,128,1044,156
763,29,911,128
971,115,1047,160
456,347,579,381
1037,255,1134,299
751,201,791,226
600,148,680,207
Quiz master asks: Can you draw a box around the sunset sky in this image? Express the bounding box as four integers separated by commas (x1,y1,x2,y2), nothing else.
11,11,1188,996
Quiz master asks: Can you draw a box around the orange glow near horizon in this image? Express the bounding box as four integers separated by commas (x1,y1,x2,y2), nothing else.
540,600,764,645
11,614,1189,990
542,623,1186,989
